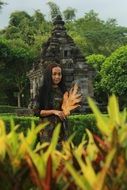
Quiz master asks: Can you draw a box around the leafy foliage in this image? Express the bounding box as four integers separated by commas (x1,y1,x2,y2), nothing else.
47,1,62,21
63,7,76,21
0,37,35,106
100,45,127,107
1,95,127,189
67,10,127,56
1,6,127,106
86,54,106,104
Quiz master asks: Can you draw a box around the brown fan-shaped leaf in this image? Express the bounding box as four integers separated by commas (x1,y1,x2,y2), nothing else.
61,83,82,116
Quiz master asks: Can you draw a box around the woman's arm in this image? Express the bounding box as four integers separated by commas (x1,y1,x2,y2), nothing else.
40,109,66,120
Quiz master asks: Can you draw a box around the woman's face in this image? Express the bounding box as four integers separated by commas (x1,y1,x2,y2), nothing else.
52,66,62,85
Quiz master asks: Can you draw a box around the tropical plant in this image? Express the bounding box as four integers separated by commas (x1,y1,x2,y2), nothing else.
1,95,127,190
0,118,64,189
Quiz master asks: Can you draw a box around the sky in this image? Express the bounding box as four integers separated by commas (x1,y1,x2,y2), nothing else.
0,0,127,29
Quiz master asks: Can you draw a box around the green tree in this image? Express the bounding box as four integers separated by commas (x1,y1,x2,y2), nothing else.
32,9,45,27
67,10,127,56
9,11,31,27
32,10,51,36
86,54,106,71
86,54,106,104
4,26,20,39
8,41,35,107
0,38,11,104
0,38,35,106
63,7,76,21
47,1,61,21
3,10,51,46
100,45,127,107
8,11,36,45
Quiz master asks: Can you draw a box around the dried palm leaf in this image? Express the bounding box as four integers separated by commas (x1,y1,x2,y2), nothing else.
61,83,82,116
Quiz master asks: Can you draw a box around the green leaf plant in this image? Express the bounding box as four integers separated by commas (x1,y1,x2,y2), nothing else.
63,95,127,190
0,95,127,190
0,118,52,190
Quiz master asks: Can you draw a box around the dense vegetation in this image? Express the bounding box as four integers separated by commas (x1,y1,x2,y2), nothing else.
0,95,127,190
0,1,127,108
1,2,127,189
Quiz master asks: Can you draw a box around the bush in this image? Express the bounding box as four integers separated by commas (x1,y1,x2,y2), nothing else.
0,114,100,144
0,115,38,134
68,114,100,145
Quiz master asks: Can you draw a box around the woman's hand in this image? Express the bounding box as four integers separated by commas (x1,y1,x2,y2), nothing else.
53,110,66,120
40,109,66,120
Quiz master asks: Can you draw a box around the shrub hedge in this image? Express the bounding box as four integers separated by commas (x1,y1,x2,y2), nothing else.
69,114,101,144
0,114,100,144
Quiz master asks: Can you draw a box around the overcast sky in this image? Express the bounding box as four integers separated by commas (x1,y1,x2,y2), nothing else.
0,0,127,29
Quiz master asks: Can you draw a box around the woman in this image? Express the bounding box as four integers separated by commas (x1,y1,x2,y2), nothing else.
34,63,68,144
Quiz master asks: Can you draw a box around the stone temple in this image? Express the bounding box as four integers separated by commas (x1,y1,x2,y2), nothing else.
27,15,94,112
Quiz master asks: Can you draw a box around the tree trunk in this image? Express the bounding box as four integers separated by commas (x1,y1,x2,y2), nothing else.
17,92,21,107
